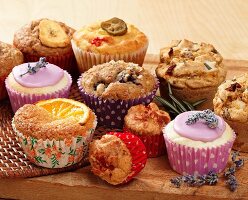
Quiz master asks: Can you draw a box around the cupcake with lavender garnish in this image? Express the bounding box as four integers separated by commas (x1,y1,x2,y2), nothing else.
163,109,236,176
5,57,72,112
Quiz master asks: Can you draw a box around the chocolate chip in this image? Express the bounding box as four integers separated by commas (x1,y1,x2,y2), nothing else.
225,82,242,92
166,64,177,75
168,48,173,57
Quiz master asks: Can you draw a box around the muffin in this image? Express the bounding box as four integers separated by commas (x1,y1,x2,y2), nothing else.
5,57,72,112
164,110,235,175
78,60,158,128
124,103,170,157
13,18,76,73
0,41,23,100
89,132,147,185
72,17,148,73
156,39,226,110
214,73,248,152
12,98,97,168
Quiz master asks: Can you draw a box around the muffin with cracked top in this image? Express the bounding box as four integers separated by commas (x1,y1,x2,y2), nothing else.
78,60,158,128
156,39,226,110
214,73,248,152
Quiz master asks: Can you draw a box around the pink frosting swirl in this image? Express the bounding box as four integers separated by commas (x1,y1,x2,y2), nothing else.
12,62,64,87
174,111,226,142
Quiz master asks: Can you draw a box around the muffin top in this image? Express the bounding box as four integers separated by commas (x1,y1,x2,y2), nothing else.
156,39,226,89
0,41,23,76
5,58,71,94
72,17,148,54
89,134,132,185
13,104,96,140
164,110,235,148
214,73,248,123
79,60,156,100
124,103,170,136
13,18,75,56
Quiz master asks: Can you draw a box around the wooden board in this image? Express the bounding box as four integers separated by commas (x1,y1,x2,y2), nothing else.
0,55,248,200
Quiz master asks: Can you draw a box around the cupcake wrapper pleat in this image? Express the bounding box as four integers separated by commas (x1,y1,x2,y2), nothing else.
5,72,72,112
12,116,97,168
164,133,236,175
71,40,148,73
108,132,147,183
77,76,159,128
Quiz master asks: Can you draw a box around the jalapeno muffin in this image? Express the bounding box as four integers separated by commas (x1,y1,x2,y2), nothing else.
156,39,226,110
72,17,148,72
124,103,170,157
0,41,23,100
78,60,158,128
213,73,248,152
13,18,76,73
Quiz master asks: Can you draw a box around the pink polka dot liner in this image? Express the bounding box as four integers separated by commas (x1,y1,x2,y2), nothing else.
77,75,159,128
164,133,236,176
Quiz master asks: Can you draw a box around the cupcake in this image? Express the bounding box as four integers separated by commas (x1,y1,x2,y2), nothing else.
13,18,76,73
72,17,148,73
0,41,23,100
5,57,72,112
12,98,97,168
89,131,147,185
164,110,235,175
156,39,226,110
124,103,170,157
78,60,158,128
213,73,248,152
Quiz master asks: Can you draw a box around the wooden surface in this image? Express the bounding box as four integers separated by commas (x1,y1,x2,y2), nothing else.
0,0,248,60
0,55,248,200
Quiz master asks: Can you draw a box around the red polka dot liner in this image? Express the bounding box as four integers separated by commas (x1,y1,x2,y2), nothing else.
77,75,159,128
108,132,147,183
163,132,236,176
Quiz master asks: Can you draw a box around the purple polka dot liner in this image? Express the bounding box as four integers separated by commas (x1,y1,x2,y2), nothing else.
77,75,159,128
163,132,236,176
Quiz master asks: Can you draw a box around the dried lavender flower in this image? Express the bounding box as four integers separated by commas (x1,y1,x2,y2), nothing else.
226,175,238,192
20,57,48,77
170,177,183,188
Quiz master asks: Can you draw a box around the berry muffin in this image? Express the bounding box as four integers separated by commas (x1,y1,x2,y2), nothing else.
12,98,97,168
156,39,226,110
89,132,147,185
164,110,235,175
5,57,72,112
0,41,23,100
213,73,248,152
124,103,170,157
78,60,158,128
13,18,76,73
72,17,148,72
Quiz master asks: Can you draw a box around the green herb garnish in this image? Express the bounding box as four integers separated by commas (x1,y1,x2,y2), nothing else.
204,62,212,70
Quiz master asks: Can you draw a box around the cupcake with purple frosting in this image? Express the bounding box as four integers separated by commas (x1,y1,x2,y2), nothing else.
5,57,72,112
163,110,236,176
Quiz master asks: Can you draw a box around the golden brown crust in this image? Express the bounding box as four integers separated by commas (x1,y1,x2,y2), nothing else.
80,60,156,100
89,134,132,185
13,18,75,56
124,103,170,136
156,39,226,89
13,104,95,140
214,73,248,123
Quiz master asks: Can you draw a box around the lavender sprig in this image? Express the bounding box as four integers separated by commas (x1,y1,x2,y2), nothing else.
20,57,48,77
226,175,238,192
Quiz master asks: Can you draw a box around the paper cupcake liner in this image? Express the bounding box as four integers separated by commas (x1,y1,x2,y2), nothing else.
71,40,148,73
5,72,72,113
23,52,76,74
12,115,97,168
123,128,166,158
77,76,159,128
164,133,236,176
108,132,147,183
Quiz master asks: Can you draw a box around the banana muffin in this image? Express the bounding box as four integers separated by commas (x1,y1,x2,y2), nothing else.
214,73,248,152
13,18,75,73
78,60,158,128
0,41,23,100
156,39,226,110
72,17,148,72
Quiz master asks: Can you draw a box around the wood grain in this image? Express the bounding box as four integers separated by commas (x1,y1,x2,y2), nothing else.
0,55,248,200
0,0,248,60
